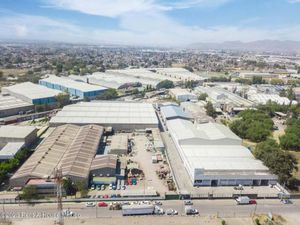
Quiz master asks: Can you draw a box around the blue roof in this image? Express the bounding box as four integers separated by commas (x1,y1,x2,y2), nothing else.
161,105,192,120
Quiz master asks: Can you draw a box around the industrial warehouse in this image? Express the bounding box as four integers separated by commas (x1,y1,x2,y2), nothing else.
39,75,107,99
10,124,104,187
166,119,277,187
50,101,159,131
1,82,63,105
0,125,37,160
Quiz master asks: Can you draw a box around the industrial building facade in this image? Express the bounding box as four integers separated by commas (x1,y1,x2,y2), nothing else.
50,101,159,131
39,75,107,99
166,119,277,187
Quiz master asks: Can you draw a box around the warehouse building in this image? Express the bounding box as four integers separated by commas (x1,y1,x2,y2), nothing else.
10,124,103,187
155,68,205,82
90,154,118,178
239,72,279,79
2,82,62,105
169,88,198,102
247,93,296,105
0,95,34,118
0,125,37,160
166,119,277,186
195,86,254,112
50,101,159,131
39,75,107,99
110,134,128,155
160,105,193,121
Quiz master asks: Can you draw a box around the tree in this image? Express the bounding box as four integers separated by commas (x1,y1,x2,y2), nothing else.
280,119,300,151
20,185,38,201
55,93,70,108
198,93,208,101
229,110,273,142
75,181,88,197
254,139,298,184
156,80,174,90
97,88,118,100
63,178,77,195
252,76,265,84
205,101,217,118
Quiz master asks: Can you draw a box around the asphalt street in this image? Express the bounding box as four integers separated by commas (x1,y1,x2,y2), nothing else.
1,199,299,219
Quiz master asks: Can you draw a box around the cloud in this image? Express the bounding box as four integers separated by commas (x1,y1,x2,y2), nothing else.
44,0,165,18
2,12,300,47
44,0,232,18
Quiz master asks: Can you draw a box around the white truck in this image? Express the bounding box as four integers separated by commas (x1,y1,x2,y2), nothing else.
236,196,250,205
122,204,164,216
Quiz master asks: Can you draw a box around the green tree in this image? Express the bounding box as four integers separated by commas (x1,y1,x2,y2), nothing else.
230,110,273,142
254,139,298,184
20,185,38,201
252,76,265,84
205,101,217,118
75,181,88,197
156,80,174,89
280,119,300,151
55,93,70,108
63,178,77,195
198,93,208,101
96,88,118,100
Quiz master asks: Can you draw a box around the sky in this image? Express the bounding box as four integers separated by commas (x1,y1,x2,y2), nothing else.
1,0,300,46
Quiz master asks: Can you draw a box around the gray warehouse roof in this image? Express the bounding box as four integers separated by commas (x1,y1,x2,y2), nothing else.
10,124,103,186
0,95,33,111
2,82,62,101
50,101,158,126
90,154,117,171
160,105,193,121
41,75,107,92
0,125,37,139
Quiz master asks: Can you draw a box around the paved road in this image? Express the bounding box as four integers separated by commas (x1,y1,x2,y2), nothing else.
1,199,299,219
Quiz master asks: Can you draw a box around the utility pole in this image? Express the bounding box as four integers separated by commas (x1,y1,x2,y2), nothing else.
54,168,64,225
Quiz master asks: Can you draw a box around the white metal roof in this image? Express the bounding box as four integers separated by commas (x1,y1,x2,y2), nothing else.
50,101,158,125
42,75,107,92
248,93,295,105
0,95,33,110
0,142,25,159
195,86,253,107
182,145,268,171
0,125,36,139
166,119,241,144
2,82,62,100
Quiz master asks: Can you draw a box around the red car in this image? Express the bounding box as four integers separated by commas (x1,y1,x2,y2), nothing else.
98,201,108,207
103,194,109,199
249,199,257,204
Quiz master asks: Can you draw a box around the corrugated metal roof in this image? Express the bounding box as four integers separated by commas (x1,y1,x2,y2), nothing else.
41,75,107,92
2,82,62,100
161,105,192,120
50,101,158,125
11,124,103,183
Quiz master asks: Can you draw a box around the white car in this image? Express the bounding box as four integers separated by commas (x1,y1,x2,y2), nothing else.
86,202,96,207
166,209,178,215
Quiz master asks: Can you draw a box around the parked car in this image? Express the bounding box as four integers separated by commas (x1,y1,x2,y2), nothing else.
98,202,108,207
166,209,178,215
86,202,96,207
184,200,193,205
249,199,257,205
103,194,109,199
101,185,105,190
153,201,162,205
91,185,95,190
